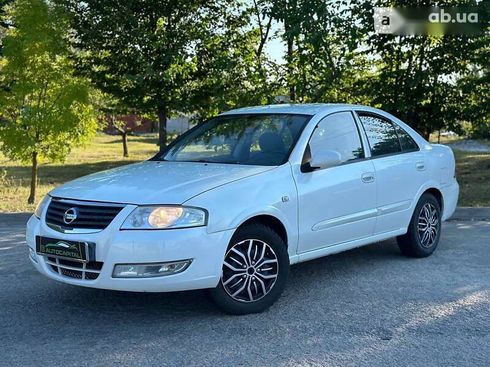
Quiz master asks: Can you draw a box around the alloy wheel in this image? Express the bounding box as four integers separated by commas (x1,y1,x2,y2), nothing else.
221,239,279,303
417,203,439,248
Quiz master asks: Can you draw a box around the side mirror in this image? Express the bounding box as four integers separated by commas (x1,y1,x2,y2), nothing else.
309,147,342,170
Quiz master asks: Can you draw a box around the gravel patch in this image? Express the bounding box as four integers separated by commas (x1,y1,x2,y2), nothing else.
446,140,490,153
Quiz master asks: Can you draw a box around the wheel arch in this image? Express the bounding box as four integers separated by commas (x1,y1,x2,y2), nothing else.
423,187,444,213
404,184,445,231
236,214,288,248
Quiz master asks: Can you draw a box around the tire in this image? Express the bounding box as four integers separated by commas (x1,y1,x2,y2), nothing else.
209,223,289,315
397,193,442,258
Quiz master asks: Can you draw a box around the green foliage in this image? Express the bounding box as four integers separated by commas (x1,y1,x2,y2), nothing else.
190,22,281,121
1,0,484,164
0,0,97,163
57,0,487,139
456,35,489,138
351,0,489,137
0,0,97,202
269,0,364,103
0,0,13,55
263,0,488,137
60,0,273,145
63,0,201,112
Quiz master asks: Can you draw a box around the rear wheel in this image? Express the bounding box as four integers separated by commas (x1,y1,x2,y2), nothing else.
209,223,289,315
397,193,442,258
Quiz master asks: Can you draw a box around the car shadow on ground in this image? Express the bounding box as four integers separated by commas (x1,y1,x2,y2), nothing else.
33,239,403,318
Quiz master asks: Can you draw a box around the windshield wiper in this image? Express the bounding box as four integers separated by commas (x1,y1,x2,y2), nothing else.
188,159,242,164
190,159,214,163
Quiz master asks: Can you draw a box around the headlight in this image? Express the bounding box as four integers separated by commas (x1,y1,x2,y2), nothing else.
34,195,50,219
121,206,207,230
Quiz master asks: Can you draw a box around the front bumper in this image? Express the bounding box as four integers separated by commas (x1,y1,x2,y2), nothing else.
26,212,234,292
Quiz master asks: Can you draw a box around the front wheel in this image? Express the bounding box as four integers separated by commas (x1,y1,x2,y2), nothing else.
209,223,289,315
397,193,442,258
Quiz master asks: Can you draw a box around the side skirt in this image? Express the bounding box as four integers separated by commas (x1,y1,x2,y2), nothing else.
289,228,407,265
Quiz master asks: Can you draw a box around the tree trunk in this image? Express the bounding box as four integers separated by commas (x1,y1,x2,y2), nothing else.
27,151,38,205
283,11,296,103
286,33,295,102
150,119,157,133
122,132,129,157
157,104,167,152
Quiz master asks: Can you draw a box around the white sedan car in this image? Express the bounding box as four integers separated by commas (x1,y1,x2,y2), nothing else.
27,104,459,314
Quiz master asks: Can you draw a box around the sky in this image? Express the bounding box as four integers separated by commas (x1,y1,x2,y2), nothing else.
264,20,286,64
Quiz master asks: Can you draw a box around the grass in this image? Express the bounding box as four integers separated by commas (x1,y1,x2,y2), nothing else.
427,136,490,207
453,150,490,207
428,133,461,144
0,134,160,212
1,134,489,212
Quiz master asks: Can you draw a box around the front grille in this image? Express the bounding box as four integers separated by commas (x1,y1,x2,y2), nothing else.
47,256,103,280
46,198,125,232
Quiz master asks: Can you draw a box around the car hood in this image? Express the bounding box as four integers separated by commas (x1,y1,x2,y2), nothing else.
50,161,275,205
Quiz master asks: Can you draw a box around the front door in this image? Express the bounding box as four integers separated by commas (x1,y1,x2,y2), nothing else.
295,111,377,253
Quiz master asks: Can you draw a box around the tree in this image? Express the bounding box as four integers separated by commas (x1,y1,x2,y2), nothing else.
108,114,143,157
353,0,488,138
61,0,256,151
265,0,487,139
95,93,143,158
287,0,368,103
456,34,489,138
264,0,368,104
0,0,97,204
270,0,300,102
189,9,281,121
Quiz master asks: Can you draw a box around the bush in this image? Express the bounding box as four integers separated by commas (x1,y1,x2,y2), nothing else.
464,122,490,139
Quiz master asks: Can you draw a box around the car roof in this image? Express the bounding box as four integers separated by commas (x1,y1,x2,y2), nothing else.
220,103,363,116
219,103,427,146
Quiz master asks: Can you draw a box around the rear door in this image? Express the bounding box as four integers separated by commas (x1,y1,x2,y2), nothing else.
356,113,428,234
295,111,377,253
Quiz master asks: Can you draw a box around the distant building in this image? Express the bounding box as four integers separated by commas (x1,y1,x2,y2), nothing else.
167,115,191,134
103,114,191,135
274,95,290,104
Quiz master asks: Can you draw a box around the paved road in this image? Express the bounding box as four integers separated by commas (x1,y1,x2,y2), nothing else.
0,215,489,367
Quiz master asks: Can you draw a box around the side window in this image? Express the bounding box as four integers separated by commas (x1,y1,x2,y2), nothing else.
393,124,419,151
358,114,401,157
309,112,364,164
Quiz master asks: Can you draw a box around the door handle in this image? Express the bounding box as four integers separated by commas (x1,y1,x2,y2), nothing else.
361,172,375,183
416,161,426,171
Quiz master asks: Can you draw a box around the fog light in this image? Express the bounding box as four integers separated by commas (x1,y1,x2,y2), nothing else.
112,260,192,278
28,247,38,263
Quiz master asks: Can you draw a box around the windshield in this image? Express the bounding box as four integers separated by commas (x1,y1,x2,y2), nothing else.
158,114,311,166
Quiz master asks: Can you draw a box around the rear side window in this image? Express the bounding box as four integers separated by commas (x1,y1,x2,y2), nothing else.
309,111,364,164
393,124,419,151
358,114,401,157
